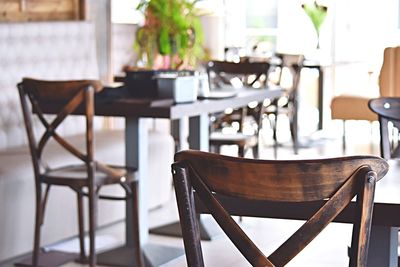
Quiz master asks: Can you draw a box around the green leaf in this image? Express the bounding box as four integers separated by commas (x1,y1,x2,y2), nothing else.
302,1,328,35
158,27,171,55
134,0,205,69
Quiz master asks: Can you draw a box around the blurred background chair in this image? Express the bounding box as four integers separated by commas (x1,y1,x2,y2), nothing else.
220,48,304,156
369,97,400,159
331,46,400,152
206,60,272,158
172,150,387,267
18,79,144,267
266,53,304,154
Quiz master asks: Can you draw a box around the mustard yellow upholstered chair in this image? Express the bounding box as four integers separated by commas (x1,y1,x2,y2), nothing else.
331,46,400,151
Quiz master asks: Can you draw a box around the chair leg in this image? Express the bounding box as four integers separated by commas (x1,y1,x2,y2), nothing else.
238,146,245,222
272,117,278,159
270,112,279,158
289,102,299,155
252,144,259,159
289,109,298,155
238,145,245,157
88,186,98,267
216,145,221,154
77,191,86,262
130,181,145,267
264,112,276,147
32,188,43,267
273,111,278,146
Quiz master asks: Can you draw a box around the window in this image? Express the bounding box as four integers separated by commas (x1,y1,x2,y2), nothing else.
224,0,278,54
246,0,278,53
111,0,142,24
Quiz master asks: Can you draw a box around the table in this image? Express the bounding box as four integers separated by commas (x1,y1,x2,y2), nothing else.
38,87,282,266
195,159,400,267
302,60,324,130
101,88,282,265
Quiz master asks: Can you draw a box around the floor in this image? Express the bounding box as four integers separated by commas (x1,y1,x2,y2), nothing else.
2,117,382,267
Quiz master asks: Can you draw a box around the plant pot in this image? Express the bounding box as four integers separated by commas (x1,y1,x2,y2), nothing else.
157,74,198,103
124,70,195,98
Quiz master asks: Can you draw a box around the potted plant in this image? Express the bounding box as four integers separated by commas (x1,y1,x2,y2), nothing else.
302,1,328,49
135,0,204,70
124,0,205,101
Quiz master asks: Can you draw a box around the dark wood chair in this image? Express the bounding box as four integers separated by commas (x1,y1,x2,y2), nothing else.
172,150,388,266
18,78,144,267
267,53,304,155
369,97,400,159
368,97,400,267
206,60,272,158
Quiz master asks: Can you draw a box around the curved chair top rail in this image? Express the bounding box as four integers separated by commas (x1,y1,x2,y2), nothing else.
369,97,400,121
174,149,388,202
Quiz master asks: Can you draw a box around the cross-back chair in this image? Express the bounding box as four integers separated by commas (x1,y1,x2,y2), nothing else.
267,53,304,155
206,60,272,158
172,150,388,266
18,78,144,267
369,97,400,160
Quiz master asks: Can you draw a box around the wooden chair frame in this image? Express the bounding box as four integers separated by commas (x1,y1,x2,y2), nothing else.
269,53,304,155
369,97,400,159
207,60,271,89
172,150,388,266
18,78,144,267
206,60,272,158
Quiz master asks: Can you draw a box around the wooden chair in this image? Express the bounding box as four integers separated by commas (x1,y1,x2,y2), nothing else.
369,97,400,159
18,78,144,267
267,53,304,155
331,46,400,152
206,60,272,158
368,96,400,267
172,150,388,266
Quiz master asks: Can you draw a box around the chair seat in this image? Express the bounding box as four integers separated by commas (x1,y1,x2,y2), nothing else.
331,95,377,121
209,132,257,147
42,164,135,187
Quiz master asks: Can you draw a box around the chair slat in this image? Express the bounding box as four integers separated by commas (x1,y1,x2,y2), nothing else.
269,166,372,266
186,163,273,267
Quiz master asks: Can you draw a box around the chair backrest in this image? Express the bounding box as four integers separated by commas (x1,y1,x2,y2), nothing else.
379,46,400,97
172,150,388,267
206,60,271,89
272,53,304,103
206,60,272,132
369,97,400,159
18,78,103,184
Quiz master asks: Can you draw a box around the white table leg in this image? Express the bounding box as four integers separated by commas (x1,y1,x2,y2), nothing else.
125,117,149,244
188,114,209,151
97,117,184,266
